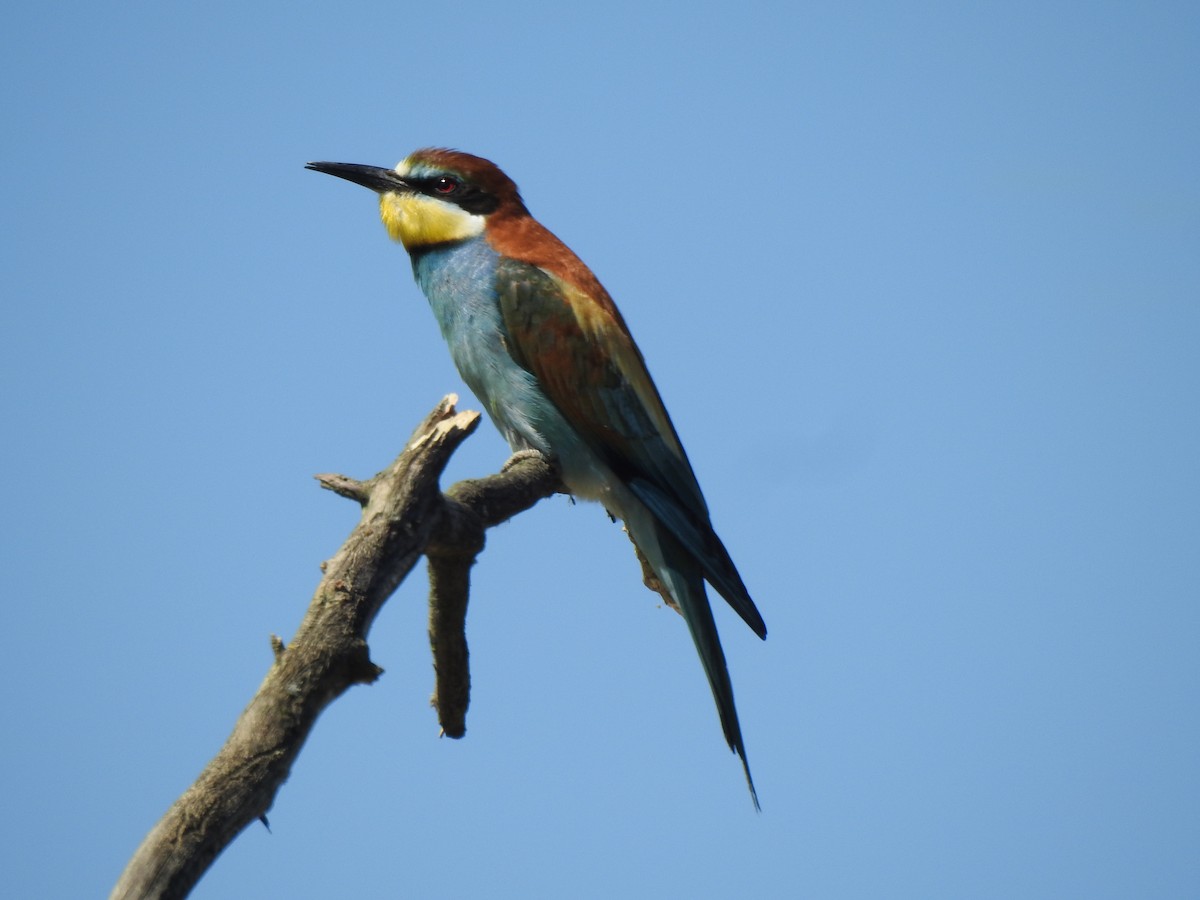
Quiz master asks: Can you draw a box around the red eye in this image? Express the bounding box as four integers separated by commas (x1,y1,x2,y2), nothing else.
434,176,459,194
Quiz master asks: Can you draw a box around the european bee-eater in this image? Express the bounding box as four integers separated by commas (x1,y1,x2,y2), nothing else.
307,149,767,806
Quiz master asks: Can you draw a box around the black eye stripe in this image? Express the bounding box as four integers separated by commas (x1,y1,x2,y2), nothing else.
414,174,500,215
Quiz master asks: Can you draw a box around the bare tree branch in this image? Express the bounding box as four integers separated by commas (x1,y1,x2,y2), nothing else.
111,395,564,900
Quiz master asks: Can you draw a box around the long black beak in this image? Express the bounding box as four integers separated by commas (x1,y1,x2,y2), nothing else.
305,161,411,194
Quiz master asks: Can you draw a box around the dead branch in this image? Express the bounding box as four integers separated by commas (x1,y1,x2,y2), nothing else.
111,395,564,900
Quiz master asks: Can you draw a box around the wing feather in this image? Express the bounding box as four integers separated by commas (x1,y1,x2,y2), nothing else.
495,257,766,638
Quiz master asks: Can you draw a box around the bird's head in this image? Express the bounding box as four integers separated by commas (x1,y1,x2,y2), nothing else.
306,148,526,252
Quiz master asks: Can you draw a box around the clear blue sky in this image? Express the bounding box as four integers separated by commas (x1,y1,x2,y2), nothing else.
2,2,1197,897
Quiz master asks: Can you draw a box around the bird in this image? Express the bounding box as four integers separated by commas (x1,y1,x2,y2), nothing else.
306,149,767,806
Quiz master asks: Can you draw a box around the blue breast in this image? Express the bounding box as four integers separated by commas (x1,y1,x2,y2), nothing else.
411,237,549,453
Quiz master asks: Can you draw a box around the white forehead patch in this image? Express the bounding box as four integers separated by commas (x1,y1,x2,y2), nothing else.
395,157,449,181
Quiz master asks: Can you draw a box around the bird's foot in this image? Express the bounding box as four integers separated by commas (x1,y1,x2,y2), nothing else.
501,448,548,472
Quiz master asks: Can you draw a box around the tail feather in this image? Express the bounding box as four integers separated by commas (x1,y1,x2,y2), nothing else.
629,478,766,640
674,564,760,810
625,505,760,809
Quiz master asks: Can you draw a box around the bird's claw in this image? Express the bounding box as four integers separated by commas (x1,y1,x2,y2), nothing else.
502,448,547,472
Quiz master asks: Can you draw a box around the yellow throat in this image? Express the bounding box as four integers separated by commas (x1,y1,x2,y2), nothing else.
379,191,485,251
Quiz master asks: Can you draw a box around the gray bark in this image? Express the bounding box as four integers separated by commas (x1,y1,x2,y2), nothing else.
111,396,563,900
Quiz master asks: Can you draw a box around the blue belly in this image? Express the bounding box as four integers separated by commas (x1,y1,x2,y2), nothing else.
412,237,553,453
410,237,620,506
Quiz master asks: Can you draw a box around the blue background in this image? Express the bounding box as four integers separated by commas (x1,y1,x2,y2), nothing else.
3,2,1197,897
